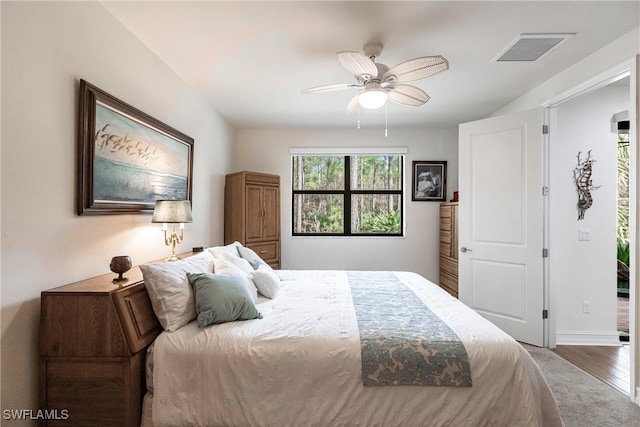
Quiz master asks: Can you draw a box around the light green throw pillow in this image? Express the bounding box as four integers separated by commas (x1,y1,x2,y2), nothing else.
187,273,262,327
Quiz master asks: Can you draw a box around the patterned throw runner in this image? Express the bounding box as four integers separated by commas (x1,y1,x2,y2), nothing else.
347,272,472,387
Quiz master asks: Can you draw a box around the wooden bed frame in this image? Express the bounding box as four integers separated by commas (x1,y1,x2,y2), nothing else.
40,263,162,426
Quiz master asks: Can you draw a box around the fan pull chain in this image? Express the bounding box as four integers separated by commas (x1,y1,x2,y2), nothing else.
357,109,361,129
385,103,388,137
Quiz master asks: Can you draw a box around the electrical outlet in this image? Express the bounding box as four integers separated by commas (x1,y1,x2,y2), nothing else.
583,301,591,313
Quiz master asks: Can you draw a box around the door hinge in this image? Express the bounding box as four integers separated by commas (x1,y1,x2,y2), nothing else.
542,248,549,258
542,124,549,135
542,186,549,196
542,309,549,319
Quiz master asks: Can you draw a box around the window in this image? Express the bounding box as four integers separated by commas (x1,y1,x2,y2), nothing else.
292,154,403,236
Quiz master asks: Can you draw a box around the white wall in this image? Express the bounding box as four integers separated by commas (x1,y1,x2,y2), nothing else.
234,127,458,281
1,2,232,418
551,85,628,345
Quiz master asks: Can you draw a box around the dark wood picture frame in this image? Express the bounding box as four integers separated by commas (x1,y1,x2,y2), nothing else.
77,79,194,215
412,160,447,201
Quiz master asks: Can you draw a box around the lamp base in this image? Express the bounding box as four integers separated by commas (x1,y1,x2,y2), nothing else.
165,253,182,262
162,228,184,262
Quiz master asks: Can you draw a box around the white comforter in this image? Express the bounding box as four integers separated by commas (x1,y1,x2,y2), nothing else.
144,271,562,426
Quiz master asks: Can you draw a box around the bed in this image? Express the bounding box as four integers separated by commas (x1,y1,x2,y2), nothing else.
138,244,563,427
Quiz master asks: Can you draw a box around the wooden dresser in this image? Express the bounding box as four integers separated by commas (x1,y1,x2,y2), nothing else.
224,171,281,269
39,266,162,426
439,202,459,297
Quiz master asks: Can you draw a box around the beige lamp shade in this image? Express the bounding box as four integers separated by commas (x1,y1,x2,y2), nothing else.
152,200,193,223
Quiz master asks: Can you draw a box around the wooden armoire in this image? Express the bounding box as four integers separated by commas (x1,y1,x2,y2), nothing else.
439,202,459,297
224,171,281,269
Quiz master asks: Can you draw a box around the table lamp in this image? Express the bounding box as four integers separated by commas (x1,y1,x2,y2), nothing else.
152,200,193,261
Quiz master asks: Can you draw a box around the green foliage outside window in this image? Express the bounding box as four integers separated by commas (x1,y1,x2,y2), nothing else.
617,131,630,289
359,210,401,233
617,133,629,241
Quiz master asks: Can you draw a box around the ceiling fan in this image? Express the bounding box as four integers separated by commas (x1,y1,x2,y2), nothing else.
301,43,449,112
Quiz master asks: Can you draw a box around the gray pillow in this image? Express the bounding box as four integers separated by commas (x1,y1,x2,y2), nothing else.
237,246,272,270
187,272,262,327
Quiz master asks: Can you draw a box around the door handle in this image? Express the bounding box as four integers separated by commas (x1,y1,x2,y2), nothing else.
461,247,472,253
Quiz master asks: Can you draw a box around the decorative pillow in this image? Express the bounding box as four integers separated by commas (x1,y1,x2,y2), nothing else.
251,264,282,299
140,251,215,331
237,246,273,271
207,241,243,259
216,250,255,274
213,258,258,302
187,273,262,327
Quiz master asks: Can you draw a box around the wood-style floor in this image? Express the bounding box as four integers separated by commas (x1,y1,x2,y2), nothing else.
553,345,630,395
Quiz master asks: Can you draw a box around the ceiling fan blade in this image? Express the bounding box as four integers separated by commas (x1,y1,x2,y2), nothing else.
387,85,430,106
301,83,360,94
383,55,449,83
337,51,378,80
345,94,362,114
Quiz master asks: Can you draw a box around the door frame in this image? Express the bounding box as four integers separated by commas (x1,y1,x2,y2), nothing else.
541,56,637,401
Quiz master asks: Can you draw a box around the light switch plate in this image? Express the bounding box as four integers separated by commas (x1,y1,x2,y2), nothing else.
578,228,591,241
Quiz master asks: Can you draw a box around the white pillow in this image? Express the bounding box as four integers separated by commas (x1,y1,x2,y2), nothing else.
207,241,243,258
216,250,254,274
213,258,258,302
251,264,282,299
140,251,215,331
237,246,273,271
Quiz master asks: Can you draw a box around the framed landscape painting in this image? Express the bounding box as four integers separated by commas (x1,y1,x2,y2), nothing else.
77,80,194,215
412,160,447,201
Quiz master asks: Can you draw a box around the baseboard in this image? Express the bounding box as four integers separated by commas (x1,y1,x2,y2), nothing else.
555,331,622,346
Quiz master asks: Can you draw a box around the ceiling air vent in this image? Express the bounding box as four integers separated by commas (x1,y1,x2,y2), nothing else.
493,33,574,62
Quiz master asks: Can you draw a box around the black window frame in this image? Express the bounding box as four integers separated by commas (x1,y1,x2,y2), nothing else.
291,155,404,237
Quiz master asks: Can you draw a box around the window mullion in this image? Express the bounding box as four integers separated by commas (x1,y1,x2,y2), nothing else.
344,156,351,235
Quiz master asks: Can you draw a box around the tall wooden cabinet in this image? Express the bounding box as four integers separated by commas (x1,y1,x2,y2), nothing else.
39,268,162,426
439,202,459,297
224,171,281,269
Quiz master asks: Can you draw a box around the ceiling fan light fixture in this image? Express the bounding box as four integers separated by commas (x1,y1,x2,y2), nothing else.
358,84,388,109
302,44,448,112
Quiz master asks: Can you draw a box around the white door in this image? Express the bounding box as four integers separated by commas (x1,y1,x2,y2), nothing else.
458,109,545,346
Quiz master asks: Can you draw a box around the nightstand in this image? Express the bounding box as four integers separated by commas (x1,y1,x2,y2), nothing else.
39,266,161,426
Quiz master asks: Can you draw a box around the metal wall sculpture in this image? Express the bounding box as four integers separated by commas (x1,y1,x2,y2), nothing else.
573,150,600,220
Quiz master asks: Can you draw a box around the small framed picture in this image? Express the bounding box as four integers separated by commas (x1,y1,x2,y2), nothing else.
412,161,447,201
